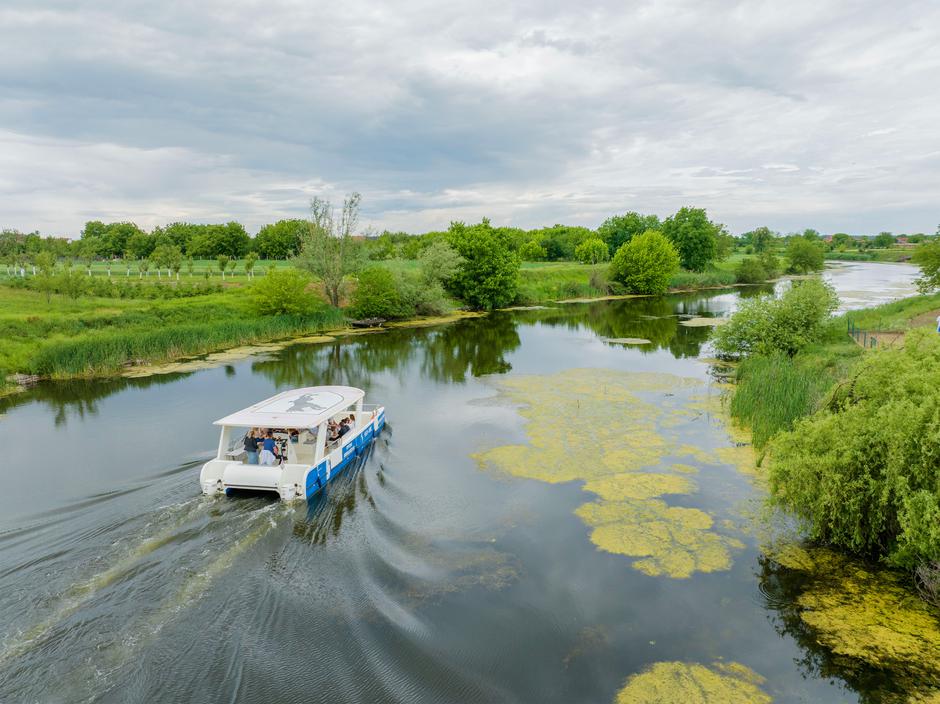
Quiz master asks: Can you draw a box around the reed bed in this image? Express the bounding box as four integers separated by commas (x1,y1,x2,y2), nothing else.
29,309,343,377
729,353,833,448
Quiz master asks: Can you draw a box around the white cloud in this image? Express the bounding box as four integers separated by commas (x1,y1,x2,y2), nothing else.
0,0,938,236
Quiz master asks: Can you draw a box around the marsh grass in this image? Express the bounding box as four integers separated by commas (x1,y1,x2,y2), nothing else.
730,331,861,448
30,310,343,377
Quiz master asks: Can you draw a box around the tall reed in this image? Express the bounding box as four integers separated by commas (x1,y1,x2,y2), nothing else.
29,309,344,378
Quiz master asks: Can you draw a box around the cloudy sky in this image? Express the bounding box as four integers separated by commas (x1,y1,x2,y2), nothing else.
1,0,938,237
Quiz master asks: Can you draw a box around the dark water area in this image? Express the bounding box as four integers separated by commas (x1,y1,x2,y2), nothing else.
0,263,928,703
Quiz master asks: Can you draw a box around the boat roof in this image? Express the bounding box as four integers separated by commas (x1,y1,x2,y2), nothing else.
213,386,365,429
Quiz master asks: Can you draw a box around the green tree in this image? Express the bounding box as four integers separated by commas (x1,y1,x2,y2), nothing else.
660,207,720,271
873,231,896,248
830,232,853,249
419,239,463,285
138,258,150,278
786,236,825,273
217,254,230,279
608,229,680,295
712,279,838,358
519,239,547,261
249,268,318,315
913,241,940,293
445,219,520,309
255,219,307,259
152,244,182,278
350,267,409,319
294,193,364,307
575,237,610,264
186,256,195,277
125,231,154,260
34,251,56,303
598,212,661,256
802,228,821,241
748,226,775,253
368,232,399,260
244,252,258,279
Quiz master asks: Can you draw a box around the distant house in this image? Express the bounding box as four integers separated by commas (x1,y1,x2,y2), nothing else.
896,236,917,247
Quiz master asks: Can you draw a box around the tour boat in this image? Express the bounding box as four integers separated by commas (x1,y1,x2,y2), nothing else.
199,386,385,500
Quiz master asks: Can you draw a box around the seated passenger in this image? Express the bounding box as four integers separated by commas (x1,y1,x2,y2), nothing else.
337,417,352,438
259,430,280,466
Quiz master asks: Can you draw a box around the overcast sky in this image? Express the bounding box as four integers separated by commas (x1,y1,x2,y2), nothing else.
1,0,938,237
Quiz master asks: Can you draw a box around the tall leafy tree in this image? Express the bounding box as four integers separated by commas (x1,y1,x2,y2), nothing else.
445,219,520,310
660,207,720,271
255,219,306,259
785,236,825,273
294,193,364,307
598,213,661,256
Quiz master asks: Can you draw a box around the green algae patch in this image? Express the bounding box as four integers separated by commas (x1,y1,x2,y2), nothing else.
679,317,728,327
615,661,772,703
475,368,749,578
384,311,486,328
603,337,653,345
770,545,940,697
121,335,336,378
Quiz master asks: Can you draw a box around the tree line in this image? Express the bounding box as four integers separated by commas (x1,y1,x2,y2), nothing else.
2,213,935,267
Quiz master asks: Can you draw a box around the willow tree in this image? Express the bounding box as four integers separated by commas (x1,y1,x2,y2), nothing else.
294,193,363,307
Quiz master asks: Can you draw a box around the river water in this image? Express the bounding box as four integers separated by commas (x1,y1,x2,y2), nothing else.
0,262,929,703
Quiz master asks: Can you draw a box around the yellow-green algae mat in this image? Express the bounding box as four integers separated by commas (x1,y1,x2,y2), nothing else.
475,368,752,579
615,661,772,703
772,544,940,703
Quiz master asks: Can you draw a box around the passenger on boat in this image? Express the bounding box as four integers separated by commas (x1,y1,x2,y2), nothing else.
243,428,261,465
337,417,352,438
259,430,280,466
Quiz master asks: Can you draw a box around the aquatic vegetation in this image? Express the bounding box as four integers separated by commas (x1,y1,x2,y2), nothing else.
763,544,940,702
475,368,750,578
615,660,772,703
679,317,726,327
122,337,336,377
602,337,652,345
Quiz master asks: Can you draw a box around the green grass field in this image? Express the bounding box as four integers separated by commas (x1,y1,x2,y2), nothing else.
0,285,342,382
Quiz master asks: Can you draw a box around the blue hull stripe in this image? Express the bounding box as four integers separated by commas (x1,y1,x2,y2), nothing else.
304,414,384,500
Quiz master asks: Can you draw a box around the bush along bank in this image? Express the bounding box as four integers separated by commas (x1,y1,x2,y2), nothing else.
714,284,940,606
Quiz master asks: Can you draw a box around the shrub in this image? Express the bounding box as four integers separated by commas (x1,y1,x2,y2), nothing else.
575,237,610,264
769,329,940,569
419,240,463,285
734,257,768,284
350,266,409,319
712,278,839,358
786,237,825,273
398,275,451,316
248,268,318,316
608,229,680,295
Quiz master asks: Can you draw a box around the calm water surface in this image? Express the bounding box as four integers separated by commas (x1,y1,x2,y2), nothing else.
0,262,924,703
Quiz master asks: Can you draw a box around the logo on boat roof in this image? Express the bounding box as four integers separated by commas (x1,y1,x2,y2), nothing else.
259,391,343,414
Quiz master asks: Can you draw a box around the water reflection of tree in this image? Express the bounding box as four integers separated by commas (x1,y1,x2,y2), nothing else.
513,291,739,358
757,555,922,703
0,374,186,427
252,315,521,388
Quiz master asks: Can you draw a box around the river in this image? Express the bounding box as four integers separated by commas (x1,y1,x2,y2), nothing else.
0,262,929,703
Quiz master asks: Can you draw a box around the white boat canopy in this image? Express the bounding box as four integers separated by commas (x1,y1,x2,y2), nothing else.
212,386,366,429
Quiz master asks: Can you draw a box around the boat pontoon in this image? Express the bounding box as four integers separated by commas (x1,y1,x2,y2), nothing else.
199,386,385,500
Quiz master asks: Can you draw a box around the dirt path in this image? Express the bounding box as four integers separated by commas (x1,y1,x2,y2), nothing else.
851,308,940,349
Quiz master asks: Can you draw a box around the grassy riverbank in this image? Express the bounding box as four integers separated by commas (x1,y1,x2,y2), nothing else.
0,286,343,383
1,255,757,387
728,291,940,448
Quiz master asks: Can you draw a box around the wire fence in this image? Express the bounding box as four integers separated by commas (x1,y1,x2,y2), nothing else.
847,319,879,348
